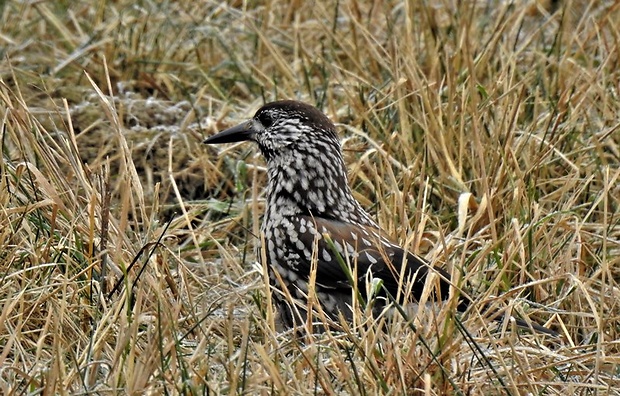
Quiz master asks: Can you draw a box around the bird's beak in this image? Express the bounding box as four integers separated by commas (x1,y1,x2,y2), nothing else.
203,120,255,144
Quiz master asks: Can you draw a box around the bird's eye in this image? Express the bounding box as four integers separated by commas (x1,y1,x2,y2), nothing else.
258,112,275,128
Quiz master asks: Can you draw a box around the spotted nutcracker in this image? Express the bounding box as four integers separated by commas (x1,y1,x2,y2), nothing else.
204,100,556,336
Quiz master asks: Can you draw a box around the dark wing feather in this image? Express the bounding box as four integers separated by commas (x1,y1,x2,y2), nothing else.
294,216,461,306
281,215,556,336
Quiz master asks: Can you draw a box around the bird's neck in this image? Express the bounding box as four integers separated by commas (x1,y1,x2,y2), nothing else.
264,149,376,226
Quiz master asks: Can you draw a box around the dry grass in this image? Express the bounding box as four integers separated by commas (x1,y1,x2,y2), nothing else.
1,0,619,394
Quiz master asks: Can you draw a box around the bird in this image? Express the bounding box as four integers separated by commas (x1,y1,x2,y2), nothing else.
204,100,557,336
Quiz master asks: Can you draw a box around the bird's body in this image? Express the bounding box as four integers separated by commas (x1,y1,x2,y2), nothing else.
205,100,555,335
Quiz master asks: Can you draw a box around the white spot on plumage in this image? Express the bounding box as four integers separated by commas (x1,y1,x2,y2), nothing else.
283,180,294,192
365,252,378,264
289,230,298,242
308,191,317,203
345,242,355,254
300,176,309,190
326,192,335,206
322,249,332,262
295,240,305,250
288,270,298,282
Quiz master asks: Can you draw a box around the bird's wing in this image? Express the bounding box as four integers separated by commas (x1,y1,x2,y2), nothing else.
293,215,455,304
282,215,557,336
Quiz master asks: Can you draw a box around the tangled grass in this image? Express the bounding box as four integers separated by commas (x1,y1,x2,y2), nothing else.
1,0,619,394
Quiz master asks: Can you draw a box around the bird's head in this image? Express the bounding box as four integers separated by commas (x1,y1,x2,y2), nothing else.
204,100,340,161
